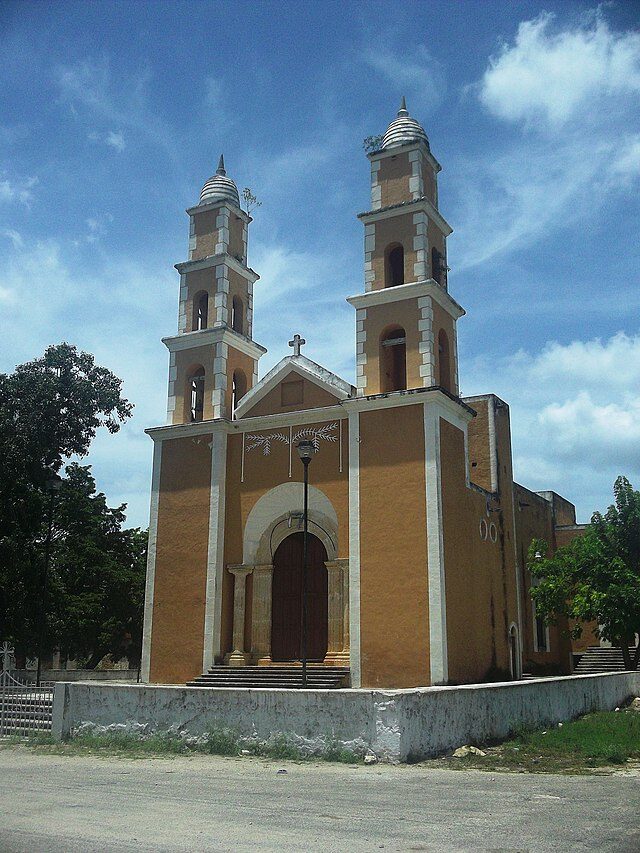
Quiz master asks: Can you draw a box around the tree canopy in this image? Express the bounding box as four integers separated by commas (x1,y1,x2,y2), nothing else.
529,476,640,670
0,344,144,666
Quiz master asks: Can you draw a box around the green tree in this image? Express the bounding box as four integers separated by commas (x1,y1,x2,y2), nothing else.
46,464,147,667
0,344,134,662
529,476,640,670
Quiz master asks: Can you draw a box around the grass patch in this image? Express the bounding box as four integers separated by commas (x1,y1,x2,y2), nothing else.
9,727,363,764
441,709,640,774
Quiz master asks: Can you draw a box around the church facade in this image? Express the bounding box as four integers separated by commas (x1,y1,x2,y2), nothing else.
140,101,579,689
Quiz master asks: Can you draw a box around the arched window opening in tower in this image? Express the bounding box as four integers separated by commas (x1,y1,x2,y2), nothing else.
192,291,208,331
232,369,247,415
380,326,407,392
385,244,405,287
438,329,451,392
232,295,244,334
188,367,205,422
432,246,444,286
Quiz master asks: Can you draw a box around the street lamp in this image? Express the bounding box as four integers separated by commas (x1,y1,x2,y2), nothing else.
296,439,315,689
36,468,62,688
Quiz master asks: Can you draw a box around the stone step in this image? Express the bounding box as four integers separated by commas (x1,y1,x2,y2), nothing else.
188,665,351,689
574,646,638,674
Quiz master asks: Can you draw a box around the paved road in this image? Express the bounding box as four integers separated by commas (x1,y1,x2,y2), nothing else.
0,748,638,852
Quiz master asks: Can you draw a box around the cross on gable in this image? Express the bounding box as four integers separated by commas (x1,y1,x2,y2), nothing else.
288,334,306,357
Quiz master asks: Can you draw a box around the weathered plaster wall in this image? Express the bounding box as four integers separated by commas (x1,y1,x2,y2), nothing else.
370,214,416,289
52,672,640,763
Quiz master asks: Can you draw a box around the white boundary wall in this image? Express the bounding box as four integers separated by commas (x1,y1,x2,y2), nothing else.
52,672,640,763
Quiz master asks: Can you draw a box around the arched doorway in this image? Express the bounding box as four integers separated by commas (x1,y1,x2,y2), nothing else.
271,532,328,662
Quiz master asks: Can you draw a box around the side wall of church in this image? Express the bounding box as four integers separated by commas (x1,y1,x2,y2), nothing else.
358,404,430,688
513,484,573,674
148,437,212,683
440,419,516,682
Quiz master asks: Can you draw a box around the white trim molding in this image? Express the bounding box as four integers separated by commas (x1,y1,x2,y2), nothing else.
202,429,228,669
347,279,465,320
348,410,362,687
140,441,163,682
424,404,448,684
234,354,353,419
162,327,266,360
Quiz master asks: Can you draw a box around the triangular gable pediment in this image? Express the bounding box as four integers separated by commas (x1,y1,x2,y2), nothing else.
234,355,354,419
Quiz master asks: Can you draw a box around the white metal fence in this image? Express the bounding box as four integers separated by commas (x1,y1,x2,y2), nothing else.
0,670,54,736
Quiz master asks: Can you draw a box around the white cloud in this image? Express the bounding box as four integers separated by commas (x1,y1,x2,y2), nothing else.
55,59,180,162
106,130,125,152
464,332,640,519
363,45,444,110
453,10,640,270
0,228,23,249
0,175,38,206
611,136,640,180
480,12,640,127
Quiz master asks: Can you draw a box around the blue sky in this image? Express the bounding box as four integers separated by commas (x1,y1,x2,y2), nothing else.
1,0,639,527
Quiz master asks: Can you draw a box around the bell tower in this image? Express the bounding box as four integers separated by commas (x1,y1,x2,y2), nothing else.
163,155,266,423
347,99,464,397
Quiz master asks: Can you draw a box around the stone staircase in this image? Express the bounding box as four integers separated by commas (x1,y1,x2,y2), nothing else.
573,646,638,675
187,665,350,690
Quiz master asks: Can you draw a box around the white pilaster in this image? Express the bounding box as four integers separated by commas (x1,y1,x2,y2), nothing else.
202,429,228,669
348,411,361,686
140,440,163,682
424,404,448,684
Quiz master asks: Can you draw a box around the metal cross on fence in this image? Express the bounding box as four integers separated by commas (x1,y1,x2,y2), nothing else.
288,334,306,357
1,641,15,672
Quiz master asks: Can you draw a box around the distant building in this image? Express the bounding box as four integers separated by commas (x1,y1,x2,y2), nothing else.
140,101,585,688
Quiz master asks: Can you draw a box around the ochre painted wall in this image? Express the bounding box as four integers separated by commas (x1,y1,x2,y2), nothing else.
378,151,411,208
242,373,341,418
440,418,515,682
149,438,212,683
466,397,493,492
513,483,573,673
358,405,430,688
192,210,218,260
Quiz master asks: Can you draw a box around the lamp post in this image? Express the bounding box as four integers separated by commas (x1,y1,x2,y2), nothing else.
296,439,315,689
36,469,62,688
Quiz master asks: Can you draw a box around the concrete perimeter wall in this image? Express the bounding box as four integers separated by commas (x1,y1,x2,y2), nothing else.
52,672,640,763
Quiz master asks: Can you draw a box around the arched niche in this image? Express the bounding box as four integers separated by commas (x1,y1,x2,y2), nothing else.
243,482,339,565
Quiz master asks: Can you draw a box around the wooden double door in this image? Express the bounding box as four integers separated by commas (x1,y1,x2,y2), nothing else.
271,532,328,661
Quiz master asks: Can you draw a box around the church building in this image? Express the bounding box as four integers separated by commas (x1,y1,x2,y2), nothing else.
140,100,580,689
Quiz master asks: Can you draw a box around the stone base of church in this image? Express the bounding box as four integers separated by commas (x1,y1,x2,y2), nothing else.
53,672,640,763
